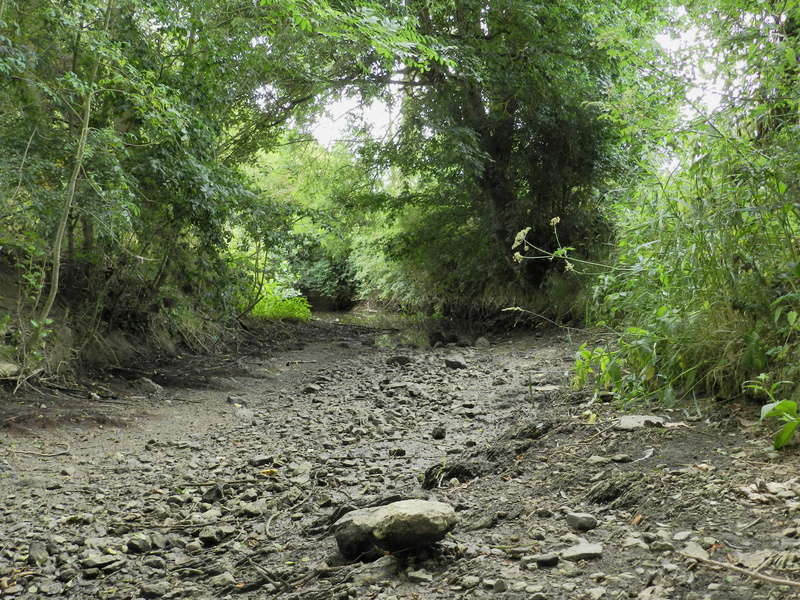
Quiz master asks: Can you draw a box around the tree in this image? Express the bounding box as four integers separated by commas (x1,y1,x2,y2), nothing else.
346,0,651,313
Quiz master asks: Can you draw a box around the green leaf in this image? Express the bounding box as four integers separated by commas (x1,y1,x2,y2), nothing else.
774,421,800,449
761,400,798,421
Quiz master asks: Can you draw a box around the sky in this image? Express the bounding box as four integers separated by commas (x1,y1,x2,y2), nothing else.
311,96,396,147
310,27,723,147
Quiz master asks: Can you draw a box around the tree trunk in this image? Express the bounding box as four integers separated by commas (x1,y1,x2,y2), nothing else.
37,0,115,326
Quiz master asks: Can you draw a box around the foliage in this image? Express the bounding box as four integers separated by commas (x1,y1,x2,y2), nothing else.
751,375,798,449
344,0,651,315
0,0,442,372
240,139,368,309
577,2,800,416
249,284,311,321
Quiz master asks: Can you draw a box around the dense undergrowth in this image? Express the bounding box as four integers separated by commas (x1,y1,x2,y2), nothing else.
572,4,800,420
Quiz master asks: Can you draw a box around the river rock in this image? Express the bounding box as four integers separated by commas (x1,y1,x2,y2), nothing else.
28,541,49,566
333,499,459,560
444,355,468,369
614,415,666,430
0,361,20,378
474,337,491,348
565,512,599,532
561,542,604,561
140,377,163,394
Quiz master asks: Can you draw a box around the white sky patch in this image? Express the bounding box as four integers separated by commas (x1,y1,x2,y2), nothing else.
311,96,396,147
656,27,724,114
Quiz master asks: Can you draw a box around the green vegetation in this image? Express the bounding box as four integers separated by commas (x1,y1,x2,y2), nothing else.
249,285,311,322
3,0,800,443
569,3,800,434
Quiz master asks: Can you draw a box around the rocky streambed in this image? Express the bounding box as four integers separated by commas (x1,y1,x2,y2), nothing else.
1,320,799,599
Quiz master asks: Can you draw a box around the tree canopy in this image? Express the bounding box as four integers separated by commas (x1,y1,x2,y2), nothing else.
5,0,800,425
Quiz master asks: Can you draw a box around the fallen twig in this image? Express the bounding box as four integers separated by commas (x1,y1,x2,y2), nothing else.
684,553,800,588
182,479,263,487
9,443,70,457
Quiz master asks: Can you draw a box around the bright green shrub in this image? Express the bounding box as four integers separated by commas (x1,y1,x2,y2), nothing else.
248,283,311,321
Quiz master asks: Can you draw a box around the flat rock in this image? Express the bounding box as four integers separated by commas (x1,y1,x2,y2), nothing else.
407,568,434,583
614,415,666,430
351,555,400,586
210,571,236,587
565,512,599,532
82,554,123,569
561,542,604,561
444,355,468,369
386,355,413,367
140,581,171,598
333,499,458,560
682,541,709,561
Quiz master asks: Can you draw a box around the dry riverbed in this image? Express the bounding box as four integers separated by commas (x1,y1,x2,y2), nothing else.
0,319,799,599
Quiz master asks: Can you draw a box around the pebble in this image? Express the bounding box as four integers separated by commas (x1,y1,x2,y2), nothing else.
210,571,236,586
126,533,152,553
28,541,49,566
561,543,604,562
407,569,434,584
444,355,468,369
565,512,599,532
141,581,171,598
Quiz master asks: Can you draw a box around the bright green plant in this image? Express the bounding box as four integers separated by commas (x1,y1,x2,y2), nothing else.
749,375,799,450
248,284,311,322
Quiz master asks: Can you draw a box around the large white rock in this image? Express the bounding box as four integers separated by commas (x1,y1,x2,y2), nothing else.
614,415,665,431
0,361,20,378
333,499,458,560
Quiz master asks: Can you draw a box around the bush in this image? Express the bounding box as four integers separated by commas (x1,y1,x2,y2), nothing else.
248,284,311,321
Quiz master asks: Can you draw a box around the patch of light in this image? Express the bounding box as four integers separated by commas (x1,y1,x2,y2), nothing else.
311,96,396,148
655,27,724,115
